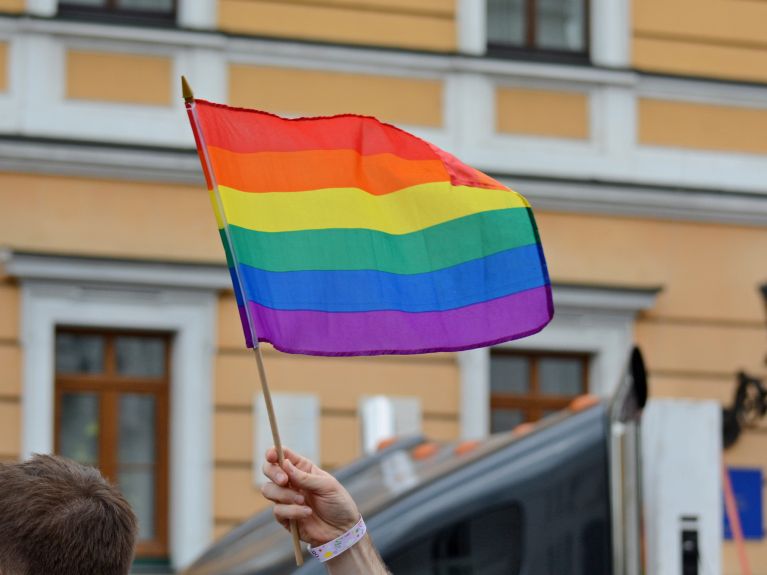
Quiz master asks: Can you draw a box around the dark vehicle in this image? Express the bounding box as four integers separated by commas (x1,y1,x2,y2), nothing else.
185,349,647,575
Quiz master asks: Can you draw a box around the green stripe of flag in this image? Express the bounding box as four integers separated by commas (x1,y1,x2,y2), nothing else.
221,207,540,275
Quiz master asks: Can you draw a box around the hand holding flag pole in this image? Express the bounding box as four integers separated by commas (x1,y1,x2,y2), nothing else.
182,77,305,566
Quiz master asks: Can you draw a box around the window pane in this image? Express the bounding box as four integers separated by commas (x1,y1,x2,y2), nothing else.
119,394,158,541
490,354,530,394
539,357,585,396
56,333,104,374
491,408,524,433
119,394,156,464
117,0,173,12
487,0,526,46
59,393,99,466
119,469,156,540
115,336,166,377
537,0,586,52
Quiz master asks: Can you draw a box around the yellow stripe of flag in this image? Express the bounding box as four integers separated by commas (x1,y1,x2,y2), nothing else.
216,182,530,234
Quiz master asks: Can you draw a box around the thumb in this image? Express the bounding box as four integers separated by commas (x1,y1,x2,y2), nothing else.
283,459,327,493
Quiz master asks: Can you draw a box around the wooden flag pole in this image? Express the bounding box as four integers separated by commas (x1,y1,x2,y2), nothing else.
254,347,305,566
182,76,304,566
253,346,304,565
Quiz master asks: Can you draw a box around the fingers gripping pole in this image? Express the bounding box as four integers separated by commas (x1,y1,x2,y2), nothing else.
255,348,304,566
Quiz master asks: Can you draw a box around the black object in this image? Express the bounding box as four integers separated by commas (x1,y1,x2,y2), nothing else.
611,346,648,424
722,372,767,449
680,516,699,575
631,347,648,410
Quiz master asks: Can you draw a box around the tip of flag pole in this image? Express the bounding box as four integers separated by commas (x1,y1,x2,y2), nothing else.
181,76,194,103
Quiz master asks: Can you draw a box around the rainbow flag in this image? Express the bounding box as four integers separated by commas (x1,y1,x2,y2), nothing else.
187,100,553,356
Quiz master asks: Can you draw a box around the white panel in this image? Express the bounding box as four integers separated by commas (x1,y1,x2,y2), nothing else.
360,396,395,455
451,72,494,157
459,348,490,440
177,0,216,30
26,0,56,17
590,0,631,68
177,46,228,104
595,84,636,167
457,0,486,55
391,396,422,438
254,393,320,485
642,400,722,575
359,395,422,454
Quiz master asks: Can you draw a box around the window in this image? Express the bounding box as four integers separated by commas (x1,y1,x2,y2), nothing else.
487,0,589,57
490,350,588,432
55,328,170,558
58,0,176,24
386,504,524,574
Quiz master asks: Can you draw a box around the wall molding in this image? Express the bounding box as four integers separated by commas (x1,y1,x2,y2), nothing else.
15,16,224,49
3,137,767,227
1,17,767,199
638,74,767,109
0,138,203,183
6,251,229,290
510,176,767,227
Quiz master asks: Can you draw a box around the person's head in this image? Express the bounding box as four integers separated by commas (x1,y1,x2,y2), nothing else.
0,454,137,575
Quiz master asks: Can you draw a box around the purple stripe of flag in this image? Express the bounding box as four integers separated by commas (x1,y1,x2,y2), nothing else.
239,285,553,356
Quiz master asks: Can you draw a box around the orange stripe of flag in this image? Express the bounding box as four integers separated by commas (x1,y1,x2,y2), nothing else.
207,146,451,195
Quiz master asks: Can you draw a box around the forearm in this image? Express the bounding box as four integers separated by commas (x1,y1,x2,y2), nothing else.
325,535,390,575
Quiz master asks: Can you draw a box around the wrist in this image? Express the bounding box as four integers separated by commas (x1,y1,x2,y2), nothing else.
327,512,361,540
309,516,366,562
325,533,370,565
305,511,360,547
325,535,390,575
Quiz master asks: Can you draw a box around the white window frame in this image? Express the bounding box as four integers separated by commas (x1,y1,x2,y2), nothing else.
10,253,224,570
26,0,216,29
457,0,631,67
458,283,659,439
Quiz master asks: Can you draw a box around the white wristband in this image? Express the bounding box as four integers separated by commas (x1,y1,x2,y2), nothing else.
308,516,367,562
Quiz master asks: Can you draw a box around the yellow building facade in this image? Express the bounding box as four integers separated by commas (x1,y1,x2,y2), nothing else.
0,0,765,572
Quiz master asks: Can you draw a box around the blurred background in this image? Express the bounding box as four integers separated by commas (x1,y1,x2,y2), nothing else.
0,0,765,573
